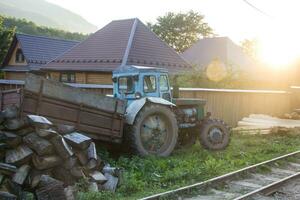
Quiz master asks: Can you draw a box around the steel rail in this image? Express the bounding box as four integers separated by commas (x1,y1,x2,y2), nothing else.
234,171,300,200
140,150,300,200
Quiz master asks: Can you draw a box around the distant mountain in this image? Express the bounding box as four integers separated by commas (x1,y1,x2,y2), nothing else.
0,0,97,33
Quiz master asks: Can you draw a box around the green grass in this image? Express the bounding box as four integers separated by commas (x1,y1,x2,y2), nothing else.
77,131,300,200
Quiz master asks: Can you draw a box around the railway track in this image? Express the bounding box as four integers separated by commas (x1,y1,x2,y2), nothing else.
141,150,300,200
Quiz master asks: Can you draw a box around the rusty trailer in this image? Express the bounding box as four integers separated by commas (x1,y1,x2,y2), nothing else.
1,74,126,143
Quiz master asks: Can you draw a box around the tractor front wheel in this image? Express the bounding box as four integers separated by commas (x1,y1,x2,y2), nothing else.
129,104,178,157
199,119,230,150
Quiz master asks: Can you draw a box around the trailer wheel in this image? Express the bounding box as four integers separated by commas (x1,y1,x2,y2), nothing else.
199,119,230,150
129,104,178,157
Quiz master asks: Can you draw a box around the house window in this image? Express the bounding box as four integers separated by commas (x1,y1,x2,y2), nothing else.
15,49,25,63
60,73,76,83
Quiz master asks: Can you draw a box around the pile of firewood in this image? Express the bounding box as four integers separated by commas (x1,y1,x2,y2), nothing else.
0,105,121,200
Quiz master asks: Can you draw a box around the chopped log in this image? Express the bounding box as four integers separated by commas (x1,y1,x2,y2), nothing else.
50,135,73,159
0,113,4,124
89,171,107,184
52,167,76,186
102,173,118,192
0,191,17,200
5,145,33,165
32,155,62,170
0,131,7,141
88,182,98,192
23,133,54,156
27,115,52,129
36,128,58,139
35,175,66,200
1,105,19,119
63,156,77,170
1,131,22,147
12,164,31,185
0,143,10,151
70,166,85,179
87,142,97,160
86,142,99,170
4,118,26,131
64,186,75,200
15,126,34,136
0,174,4,184
75,150,88,166
4,179,25,199
55,124,75,135
26,169,46,189
0,162,17,175
103,165,122,177
64,132,91,150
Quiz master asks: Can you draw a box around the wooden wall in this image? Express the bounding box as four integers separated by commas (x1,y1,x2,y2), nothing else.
48,72,112,84
4,72,27,80
8,42,27,66
178,88,292,126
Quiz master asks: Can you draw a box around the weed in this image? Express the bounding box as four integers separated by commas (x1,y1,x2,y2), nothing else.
80,132,300,199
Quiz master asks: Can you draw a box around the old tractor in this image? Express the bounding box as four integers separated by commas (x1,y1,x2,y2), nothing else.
112,65,230,156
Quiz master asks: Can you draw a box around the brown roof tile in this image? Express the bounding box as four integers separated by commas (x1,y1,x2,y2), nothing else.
42,18,190,73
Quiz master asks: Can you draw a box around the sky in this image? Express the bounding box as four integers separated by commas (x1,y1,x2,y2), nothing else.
47,0,300,66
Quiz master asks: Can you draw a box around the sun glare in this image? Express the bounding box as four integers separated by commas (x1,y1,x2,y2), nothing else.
257,25,300,69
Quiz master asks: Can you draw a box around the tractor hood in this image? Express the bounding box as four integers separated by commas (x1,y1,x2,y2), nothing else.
125,97,175,125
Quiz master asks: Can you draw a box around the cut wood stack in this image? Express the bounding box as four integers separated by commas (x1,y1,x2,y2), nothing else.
233,114,300,134
0,105,121,200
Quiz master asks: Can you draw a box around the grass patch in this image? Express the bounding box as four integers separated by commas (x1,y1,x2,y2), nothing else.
78,131,300,200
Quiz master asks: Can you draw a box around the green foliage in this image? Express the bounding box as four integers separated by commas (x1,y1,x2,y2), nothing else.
0,15,88,65
83,132,300,199
2,16,88,41
148,11,213,53
0,16,15,65
0,0,97,33
241,38,259,61
174,65,245,89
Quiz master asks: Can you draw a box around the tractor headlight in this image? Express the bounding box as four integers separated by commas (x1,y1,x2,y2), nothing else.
135,92,142,99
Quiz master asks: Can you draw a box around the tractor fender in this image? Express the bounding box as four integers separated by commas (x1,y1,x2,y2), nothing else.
125,97,176,125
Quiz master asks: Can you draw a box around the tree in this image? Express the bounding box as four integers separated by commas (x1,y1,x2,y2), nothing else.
241,39,259,60
148,11,213,53
0,16,15,66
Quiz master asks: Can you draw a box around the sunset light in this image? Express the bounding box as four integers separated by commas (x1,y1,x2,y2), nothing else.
258,27,300,68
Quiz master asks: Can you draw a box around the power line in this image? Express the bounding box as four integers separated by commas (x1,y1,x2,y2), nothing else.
242,0,272,18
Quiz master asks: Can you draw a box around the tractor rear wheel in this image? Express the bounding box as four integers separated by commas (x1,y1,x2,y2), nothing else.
129,104,178,157
199,119,230,150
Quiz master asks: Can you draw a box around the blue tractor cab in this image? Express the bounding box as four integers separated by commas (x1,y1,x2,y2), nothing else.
112,65,172,105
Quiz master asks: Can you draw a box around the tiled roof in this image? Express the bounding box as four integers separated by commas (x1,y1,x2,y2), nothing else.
2,34,80,70
181,37,255,72
42,18,191,73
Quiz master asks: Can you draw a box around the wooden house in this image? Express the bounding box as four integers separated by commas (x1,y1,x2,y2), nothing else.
1,33,79,80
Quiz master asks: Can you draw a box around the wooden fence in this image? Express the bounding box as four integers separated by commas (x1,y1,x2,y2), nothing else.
178,88,293,126
0,80,295,127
